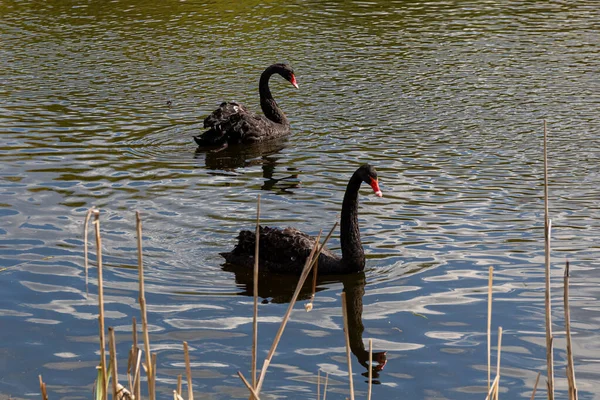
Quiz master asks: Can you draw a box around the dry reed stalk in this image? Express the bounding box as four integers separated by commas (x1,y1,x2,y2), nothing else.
83,207,96,296
109,327,119,399
484,375,499,400
93,210,108,400
131,317,137,360
177,374,182,395
238,371,261,400
543,120,555,400
128,347,141,399
305,257,319,312
173,390,185,400
254,223,337,396
488,266,494,392
127,345,133,392
151,353,157,393
323,372,329,400
530,372,541,400
564,261,578,400
368,339,373,400
136,211,155,400
317,369,321,400
183,341,194,400
252,195,260,392
131,317,141,399
494,327,503,400
39,375,48,400
341,292,355,400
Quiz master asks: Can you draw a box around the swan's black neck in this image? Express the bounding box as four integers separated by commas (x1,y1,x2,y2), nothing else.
259,66,289,125
339,170,366,272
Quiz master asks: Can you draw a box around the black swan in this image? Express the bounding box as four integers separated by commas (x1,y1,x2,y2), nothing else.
220,164,383,274
194,63,298,150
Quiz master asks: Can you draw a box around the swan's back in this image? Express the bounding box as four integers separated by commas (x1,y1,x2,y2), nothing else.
195,102,289,147
220,226,340,274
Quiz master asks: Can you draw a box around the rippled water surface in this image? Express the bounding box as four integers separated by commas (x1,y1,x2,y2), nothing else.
1,1,599,399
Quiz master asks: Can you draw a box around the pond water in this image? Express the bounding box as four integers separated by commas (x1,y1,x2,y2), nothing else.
1,0,599,399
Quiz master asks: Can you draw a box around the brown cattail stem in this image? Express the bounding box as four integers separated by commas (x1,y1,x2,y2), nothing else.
254,223,337,396
341,292,355,400
93,210,108,400
488,266,493,392
184,341,193,400
136,211,155,400
543,120,555,400
109,327,119,399
252,195,260,393
564,261,578,400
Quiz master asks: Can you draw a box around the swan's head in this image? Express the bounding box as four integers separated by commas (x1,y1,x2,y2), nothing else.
272,63,299,89
358,164,383,197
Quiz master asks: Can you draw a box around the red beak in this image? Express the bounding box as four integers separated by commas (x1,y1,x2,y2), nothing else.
369,177,382,197
290,74,299,89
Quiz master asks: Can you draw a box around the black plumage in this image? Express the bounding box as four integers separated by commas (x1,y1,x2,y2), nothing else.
220,165,383,275
194,63,298,150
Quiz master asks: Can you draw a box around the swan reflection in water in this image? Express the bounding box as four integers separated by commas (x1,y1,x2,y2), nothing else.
221,265,388,380
195,137,300,193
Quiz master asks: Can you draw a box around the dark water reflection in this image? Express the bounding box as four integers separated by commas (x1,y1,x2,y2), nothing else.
224,267,389,379
1,0,600,399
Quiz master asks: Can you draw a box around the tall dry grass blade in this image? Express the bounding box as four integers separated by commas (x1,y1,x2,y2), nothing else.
132,317,137,356
39,375,48,400
305,257,319,312
83,208,96,296
109,327,119,399
323,372,329,400
136,211,155,400
255,223,337,396
173,390,185,400
151,353,157,394
530,372,541,400
127,344,133,393
131,317,141,399
252,195,261,392
177,374,182,395
341,292,355,400
543,120,555,400
317,369,321,400
128,348,141,399
183,341,194,400
494,327,503,400
484,375,499,400
368,339,373,400
238,371,261,400
254,230,321,395
488,266,494,392
564,261,578,400
93,210,108,400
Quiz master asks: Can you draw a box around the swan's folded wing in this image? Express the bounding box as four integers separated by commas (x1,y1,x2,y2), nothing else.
222,226,338,273
233,226,315,261
199,102,272,145
203,102,248,129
